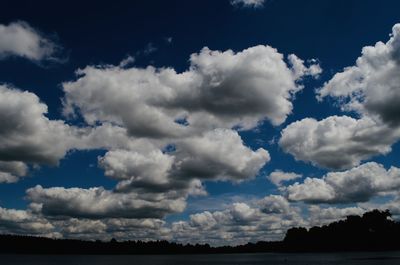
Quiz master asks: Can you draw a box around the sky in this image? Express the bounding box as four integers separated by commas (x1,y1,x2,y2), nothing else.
0,0,400,245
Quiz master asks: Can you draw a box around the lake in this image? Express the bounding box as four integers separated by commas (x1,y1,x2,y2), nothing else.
2,252,400,265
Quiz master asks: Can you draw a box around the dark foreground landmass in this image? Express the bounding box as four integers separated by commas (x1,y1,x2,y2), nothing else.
1,209,400,254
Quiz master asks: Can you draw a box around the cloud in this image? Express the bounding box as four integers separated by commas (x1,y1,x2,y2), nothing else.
0,84,167,183
53,44,319,221
281,24,400,170
308,205,366,226
172,196,305,245
0,85,79,165
267,170,302,187
143,43,157,55
119,55,135,68
0,161,28,183
174,129,270,182
285,162,400,203
0,43,323,242
99,149,174,183
0,207,57,237
231,0,265,8
26,185,187,219
0,194,376,244
0,81,270,219
318,24,400,127
360,194,400,219
0,205,172,241
0,21,60,62
0,84,90,183
95,129,269,218
62,45,320,138
258,195,292,214
99,128,268,195
9,195,301,244
279,115,400,169
288,54,322,80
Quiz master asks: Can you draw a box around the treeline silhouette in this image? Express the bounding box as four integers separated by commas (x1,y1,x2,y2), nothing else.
284,209,400,252
1,209,399,254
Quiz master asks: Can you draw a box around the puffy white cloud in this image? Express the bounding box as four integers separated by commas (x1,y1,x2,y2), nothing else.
286,178,336,203
279,115,400,169
0,85,80,165
190,211,218,229
318,24,400,127
267,170,302,187
285,162,400,203
99,149,174,183
101,129,268,197
63,45,320,138
0,42,325,242
288,54,322,80
230,0,265,8
282,24,400,170
26,185,187,219
230,202,259,223
0,84,170,184
0,21,59,62
174,129,270,182
258,195,292,214
77,128,267,220
55,45,320,221
0,84,269,220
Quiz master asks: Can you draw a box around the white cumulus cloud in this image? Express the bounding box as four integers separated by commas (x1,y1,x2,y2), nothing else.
0,21,60,62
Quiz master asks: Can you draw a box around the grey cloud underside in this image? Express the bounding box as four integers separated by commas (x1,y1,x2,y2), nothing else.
26,185,187,219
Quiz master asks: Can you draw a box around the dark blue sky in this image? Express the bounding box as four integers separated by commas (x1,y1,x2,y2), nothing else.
1,0,400,243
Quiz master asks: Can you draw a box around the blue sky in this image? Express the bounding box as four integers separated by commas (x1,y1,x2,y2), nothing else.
0,0,400,245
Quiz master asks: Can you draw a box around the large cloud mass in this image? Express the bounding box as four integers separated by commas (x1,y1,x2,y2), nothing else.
63,45,320,137
45,45,319,221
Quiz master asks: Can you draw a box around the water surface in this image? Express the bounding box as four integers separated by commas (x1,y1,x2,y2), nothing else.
2,252,400,265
